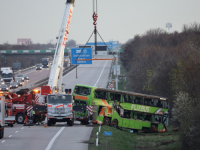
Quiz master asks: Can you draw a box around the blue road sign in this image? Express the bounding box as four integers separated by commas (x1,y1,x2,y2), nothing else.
104,131,112,136
71,48,92,65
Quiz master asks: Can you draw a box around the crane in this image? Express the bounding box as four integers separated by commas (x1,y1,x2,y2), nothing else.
48,0,75,93
41,0,75,126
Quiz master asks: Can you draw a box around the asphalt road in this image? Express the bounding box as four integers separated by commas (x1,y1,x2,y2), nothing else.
1,58,112,150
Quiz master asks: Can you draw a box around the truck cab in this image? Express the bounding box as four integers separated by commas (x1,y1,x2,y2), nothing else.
47,93,74,126
1,69,14,85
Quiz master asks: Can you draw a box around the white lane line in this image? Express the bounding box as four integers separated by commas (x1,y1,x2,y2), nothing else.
2,140,5,143
15,131,18,133
94,60,108,87
45,127,65,150
21,127,24,129
81,62,100,84
9,135,12,137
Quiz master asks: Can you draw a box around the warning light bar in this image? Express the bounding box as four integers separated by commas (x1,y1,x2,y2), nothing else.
33,89,40,93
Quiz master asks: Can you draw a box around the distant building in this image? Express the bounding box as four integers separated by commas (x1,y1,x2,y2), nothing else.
17,38,32,45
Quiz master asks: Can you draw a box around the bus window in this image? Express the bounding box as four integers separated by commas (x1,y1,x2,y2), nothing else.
110,92,115,101
115,94,121,102
134,97,142,104
124,95,129,103
154,115,162,123
124,110,131,118
156,100,163,108
137,113,143,120
128,95,133,103
75,86,91,96
95,91,107,100
144,114,151,121
144,98,152,106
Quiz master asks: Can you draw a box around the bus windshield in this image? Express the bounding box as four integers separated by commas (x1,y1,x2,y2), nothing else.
74,86,91,96
2,73,13,78
48,95,71,104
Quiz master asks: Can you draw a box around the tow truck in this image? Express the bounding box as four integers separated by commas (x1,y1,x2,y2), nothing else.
41,0,75,126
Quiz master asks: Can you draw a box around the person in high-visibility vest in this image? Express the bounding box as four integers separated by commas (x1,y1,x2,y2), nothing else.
32,110,35,124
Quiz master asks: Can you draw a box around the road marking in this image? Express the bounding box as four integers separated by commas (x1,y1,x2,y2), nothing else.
45,127,65,150
15,131,18,133
21,127,24,129
2,140,5,143
81,62,100,84
94,60,108,87
9,135,12,137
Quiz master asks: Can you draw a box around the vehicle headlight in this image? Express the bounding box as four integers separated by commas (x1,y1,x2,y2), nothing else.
16,85,18,87
6,88,8,90
20,83,22,84
0,88,1,90
2,82,4,85
22,78,24,80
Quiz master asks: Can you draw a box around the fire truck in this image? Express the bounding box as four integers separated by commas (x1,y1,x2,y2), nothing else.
41,0,75,126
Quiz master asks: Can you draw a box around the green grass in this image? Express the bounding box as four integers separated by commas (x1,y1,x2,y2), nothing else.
88,125,181,150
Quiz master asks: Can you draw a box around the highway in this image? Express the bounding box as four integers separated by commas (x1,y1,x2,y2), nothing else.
0,58,112,150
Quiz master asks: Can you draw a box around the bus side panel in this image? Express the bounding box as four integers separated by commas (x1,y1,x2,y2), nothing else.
129,119,135,128
142,121,151,128
122,119,129,128
134,120,143,130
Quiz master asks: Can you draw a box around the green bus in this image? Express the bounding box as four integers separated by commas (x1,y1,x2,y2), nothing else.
72,84,169,132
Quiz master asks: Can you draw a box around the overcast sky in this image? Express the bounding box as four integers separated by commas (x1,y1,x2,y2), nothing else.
0,0,200,45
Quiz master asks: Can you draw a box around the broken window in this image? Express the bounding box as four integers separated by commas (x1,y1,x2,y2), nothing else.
144,114,151,122
95,90,107,100
154,115,162,123
74,86,91,96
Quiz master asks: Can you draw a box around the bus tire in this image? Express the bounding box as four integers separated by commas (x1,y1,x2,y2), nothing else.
111,119,118,128
11,124,13,127
16,114,25,124
103,117,110,126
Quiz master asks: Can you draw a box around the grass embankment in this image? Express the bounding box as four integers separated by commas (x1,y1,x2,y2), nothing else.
89,125,181,150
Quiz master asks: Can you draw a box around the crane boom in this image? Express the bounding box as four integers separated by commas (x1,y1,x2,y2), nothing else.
48,0,75,93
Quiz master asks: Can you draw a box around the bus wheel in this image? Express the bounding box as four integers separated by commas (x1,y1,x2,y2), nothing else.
111,119,118,128
103,118,110,126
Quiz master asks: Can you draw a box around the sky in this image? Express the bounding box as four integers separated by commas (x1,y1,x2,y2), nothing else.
0,0,200,45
